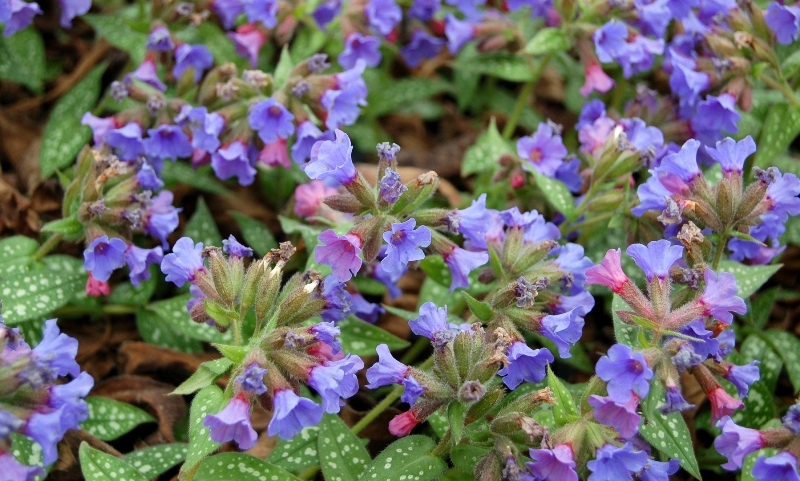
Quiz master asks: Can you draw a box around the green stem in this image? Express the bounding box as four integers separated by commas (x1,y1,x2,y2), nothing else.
53,304,138,317
399,337,430,365
761,73,800,108
711,231,729,271
502,53,554,140
33,233,64,261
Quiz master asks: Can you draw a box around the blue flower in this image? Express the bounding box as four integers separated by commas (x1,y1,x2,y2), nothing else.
381,219,431,277
204,394,258,449
595,344,653,402
587,443,648,481
308,355,364,413
249,98,295,144
83,236,128,282
267,390,324,440
161,237,205,287
498,341,554,390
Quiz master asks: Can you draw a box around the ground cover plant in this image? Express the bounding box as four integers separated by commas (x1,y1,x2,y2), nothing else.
3,0,800,479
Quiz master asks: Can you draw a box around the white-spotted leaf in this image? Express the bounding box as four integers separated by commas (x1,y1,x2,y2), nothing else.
452,53,533,82
136,308,204,354
9,433,45,480
0,236,39,279
717,261,781,298
761,330,800,393
266,426,320,472
754,103,800,166
739,334,782,391
357,435,446,481
195,453,299,481
338,316,409,356
317,414,371,481
461,118,510,176
83,14,147,63
531,170,577,221
547,365,578,426
123,443,187,478
82,397,156,441
79,443,148,481
525,28,570,55
184,197,222,248
182,385,225,474
231,212,278,257
0,28,46,92
146,294,233,344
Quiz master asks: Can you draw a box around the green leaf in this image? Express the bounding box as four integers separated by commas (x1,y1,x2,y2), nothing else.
194,453,298,481
213,343,249,364
452,53,533,82
83,14,148,64
195,23,245,70
746,287,778,330
318,414,371,481
754,103,800,166
161,163,232,196
739,334,782,391
367,78,452,117
759,330,800,393
137,308,204,354
146,294,233,344
124,444,188,479
447,402,467,442
79,443,148,481
338,316,409,356
717,260,781,298
274,46,294,87
730,372,775,429
525,28,570,55
531,170,576,221
611,295,638,348
184,197,222,248
183,385,225,473
419,254,452,287
546,365,579,426
109,270,158,306
0,236,39,279
40,216,84,238
40,64,105,178
8,433,45,480
0,28,46,92
267,426,321,472
639,383,702,479
172,358,234,396
426,410,449,438
450,443,491,474
461,118,511,176
0,255,86,325
358,436,446,481
461,292,493,322
231,212,278,257
82,397,156,441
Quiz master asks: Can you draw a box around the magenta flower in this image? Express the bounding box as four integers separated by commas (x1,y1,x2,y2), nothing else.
204,394,258,450
715,416,764,470
381,219,431,277
229,24,267,68
527,444,579,481
315,230,363,282
267,390,324,440
516,122,568,177
388,411,420,437
708,386,744,421
585,249,629,293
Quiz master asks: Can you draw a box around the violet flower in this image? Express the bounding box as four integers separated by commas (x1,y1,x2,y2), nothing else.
308,355,364,413
527,445,579,481
517,122,568,177
3,0,42,37
249,98,295,144
303,129,357,184
83,236,128,282
626,240,684,281
715,416,764,470
173,44,214,83
401,30,445,68
498,341,554,389
442,246,488,292
596,344,653,402
236,363,268,396
365,0,401,35
267,390,324,440
366,344,410,388
339,33,381,69
587,442,648,481
204,394,258,450
315,230,363,283
144,124,193,160
161,237,205,287
381,219,431,277
211,141,257,185
751,453,800,481
245,0,279,27
540,309,584,358
124,245,163,286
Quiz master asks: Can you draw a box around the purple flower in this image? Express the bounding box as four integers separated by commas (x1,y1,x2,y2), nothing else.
236,363,268,395
401,376,424,405
83,236,128,282
144,124,193,160
351,292,383,323
443,246,488,292
752,453,800,481
245,0,279,27
625,240,683,281
322,277,351,324
596,344,653,402
173,44,214,83
222,235,253,258
48,371,93,431
585,249,629,293
204,394,257,449
25,409,66,464
409,302,453,346
249,98,295,144
308,355,364,413
658,139,701,183
498,341,554,390
321,83,366,130
129,58,167,91
783,404,800,434
366,344,409,388
691,94,740,146
0,453,44,481
697,269,746,324
517,122,568,177
33,319,80,379
339,33,381,69
303,129,357,184
540,309,584,358
587,443,648,481
105,123,144,161
409,0,440,21
448,194,491,249
81,113,116,146
528,444,578,481
705,136,756,175
379,168,407,204
680,320,719,359
230,24,267,67
147,26,174,51
445,14,476,54
553,243,593,288
211,141,257,185
634,0,670,37
588,395,641,439
267,390,324,440
766,4,800,45
661,382,694,414
57,0,90,28
401,30,445,68
161,237,205,287
381,219,431,277
179,106,224,153
594,20,629,64
0,410,23,438
315,230,363,282
212,0,244,28
667,52,708,114
593,20,664,77
3,0,42,37
145,190,181,248
724,361,760,398
638,459,680,481
291,121,333,163
765,171,800,220
365,0,401,35
311,321,342,352
124,245,163,286
715,416,764,470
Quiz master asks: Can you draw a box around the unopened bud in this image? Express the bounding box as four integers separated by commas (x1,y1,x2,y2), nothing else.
390,171,439,215
458,380,486,403
324,193,363,213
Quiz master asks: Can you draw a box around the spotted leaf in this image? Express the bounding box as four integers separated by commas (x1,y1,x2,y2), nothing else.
79,443,148,481
357,435,446,481
123,444,187,479
317,414,371,481
81,397,156,441
194,453,299,481
267,426,320,472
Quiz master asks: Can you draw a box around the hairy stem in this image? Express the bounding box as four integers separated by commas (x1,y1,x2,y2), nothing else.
502,53,554,140
34,233,64,261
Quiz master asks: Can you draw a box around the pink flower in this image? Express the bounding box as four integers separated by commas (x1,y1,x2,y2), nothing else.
580,63,615,97
585,249,629,293
388,411,420,437
85,273,110,297
708,387,744,421
258,139,291,168
294,180,338,218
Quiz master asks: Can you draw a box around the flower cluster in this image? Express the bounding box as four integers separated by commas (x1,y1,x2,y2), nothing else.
1,0,89,36
0,316,93,479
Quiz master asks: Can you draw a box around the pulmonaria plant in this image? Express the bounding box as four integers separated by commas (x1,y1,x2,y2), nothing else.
0,316,93,475
161,236,362,445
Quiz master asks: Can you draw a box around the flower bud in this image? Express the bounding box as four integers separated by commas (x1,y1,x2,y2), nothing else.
255,264,284,322
391,171,439,215
206,247,237,305
323,194,363,214
458,380,486,404
240,259,266,314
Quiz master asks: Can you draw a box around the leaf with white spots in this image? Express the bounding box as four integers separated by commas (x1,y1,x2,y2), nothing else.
184,197,222,249
531,170,577,222
717,260,781,298
136,308,204,354
730,374,775,429
358,435,446,481
754,103,800,166
338,316,409,356
426,411,448,438
109,269,158,306
461,118,510,176
194,453,299,481
172,358,234,396
82,14,147,64
611,295,639,347
9,433,45,480
123,444,187,479
452,53,534,82
81,397,157,441
79,442,148,481
317,414,371,481
146,294,233,344
0,235,39,279
547,365,579,426
0,255,86,325
760,330,800,393
182,385,225,475
640,382,702,480
231,212,278,257
739,334,782,390
0,28,46,92
450,442,491,474
266,426,320,472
